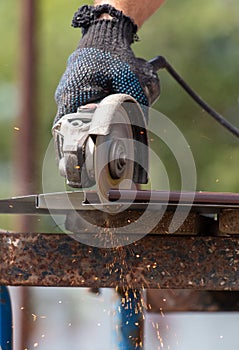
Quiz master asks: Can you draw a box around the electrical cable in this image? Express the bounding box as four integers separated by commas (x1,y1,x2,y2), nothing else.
149,55,239,138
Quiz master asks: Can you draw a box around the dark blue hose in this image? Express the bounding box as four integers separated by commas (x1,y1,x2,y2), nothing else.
0,287,12,350
118,289,144,349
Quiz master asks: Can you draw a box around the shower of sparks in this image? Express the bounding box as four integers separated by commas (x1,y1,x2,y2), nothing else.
32,313,37,322
17,221,167,350
152,322,164,349
103,241,164,349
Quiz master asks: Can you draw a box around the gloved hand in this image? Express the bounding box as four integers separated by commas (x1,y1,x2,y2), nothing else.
54,4,160,124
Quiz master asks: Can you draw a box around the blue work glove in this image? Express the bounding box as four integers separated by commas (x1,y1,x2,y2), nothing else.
54,4,160,124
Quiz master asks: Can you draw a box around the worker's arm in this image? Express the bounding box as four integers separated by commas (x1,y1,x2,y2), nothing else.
94,0,165,27
54,2,163,124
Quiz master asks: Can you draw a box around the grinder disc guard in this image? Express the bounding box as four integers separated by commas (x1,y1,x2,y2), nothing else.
52,94,148,203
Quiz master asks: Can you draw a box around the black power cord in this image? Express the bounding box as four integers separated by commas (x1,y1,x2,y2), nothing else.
149,55,239,138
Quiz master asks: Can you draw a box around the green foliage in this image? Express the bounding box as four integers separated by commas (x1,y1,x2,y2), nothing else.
138,0,239,191
0,0,238,198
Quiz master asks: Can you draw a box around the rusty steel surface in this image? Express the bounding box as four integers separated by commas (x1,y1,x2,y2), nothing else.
1,232,239,290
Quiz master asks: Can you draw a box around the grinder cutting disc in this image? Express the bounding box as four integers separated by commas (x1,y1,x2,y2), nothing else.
94,104,134,203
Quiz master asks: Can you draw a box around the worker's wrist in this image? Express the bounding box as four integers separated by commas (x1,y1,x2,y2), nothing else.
72,5,138,50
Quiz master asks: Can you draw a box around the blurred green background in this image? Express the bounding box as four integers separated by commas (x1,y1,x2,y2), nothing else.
0,0,239,201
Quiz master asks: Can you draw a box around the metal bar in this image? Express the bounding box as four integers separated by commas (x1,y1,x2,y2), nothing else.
1,233,239,290
109,189,239,205
0,287,12,350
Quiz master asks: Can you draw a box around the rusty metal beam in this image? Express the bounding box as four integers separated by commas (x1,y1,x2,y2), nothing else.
219,209,239,234
1,233,239,290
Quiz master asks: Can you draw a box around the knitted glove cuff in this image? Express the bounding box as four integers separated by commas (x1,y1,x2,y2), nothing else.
72,4,138,50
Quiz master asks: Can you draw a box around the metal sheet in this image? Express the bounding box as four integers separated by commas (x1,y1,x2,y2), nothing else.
0,195,39,214
1,190,239,215
37,191,86,210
